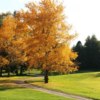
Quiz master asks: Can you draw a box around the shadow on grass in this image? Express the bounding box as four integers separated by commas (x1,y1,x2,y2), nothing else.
0,86,23,92
0,79,25,91
0,76,44,91
24,79,44,84
0,79,17,83
95,73,100,77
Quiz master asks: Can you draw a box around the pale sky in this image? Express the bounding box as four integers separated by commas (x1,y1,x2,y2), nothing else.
0,0,100,45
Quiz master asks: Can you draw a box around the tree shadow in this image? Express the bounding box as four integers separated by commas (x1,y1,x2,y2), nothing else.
0,85,24,91
24,79,44,83
0,79,24,91
95,73,100,77
0,86,23,91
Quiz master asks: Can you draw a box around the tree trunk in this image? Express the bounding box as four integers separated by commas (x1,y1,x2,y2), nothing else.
0,67,2,77
15,69,18,76
20,66,23,76
7,66,10,77
44,70,49,83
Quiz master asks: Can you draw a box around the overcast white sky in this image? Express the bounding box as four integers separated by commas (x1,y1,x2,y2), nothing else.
0,0,100,45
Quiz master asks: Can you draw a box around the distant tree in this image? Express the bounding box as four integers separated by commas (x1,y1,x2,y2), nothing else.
0,15,16,76
73,35,100,71
17,0,78,83
13,11,17,17
84,35,100,70
0,15,26,76
73,41,86,70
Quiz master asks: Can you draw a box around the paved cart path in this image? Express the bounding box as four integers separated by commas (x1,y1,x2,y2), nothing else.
15,80,93,100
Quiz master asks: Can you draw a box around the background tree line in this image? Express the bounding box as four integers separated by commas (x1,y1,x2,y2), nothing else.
73,35,100,71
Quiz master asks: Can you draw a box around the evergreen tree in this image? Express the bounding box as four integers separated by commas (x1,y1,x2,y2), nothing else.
73,35,100,71
85,35,100,70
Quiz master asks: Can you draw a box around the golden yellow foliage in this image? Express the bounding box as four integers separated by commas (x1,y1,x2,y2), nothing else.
0,0,78,74
0,15,25,68
0,15,16,39
16,0,78,73
0,56,9,67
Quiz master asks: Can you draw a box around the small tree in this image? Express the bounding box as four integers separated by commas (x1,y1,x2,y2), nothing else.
0,15,26,76
16,0,78,83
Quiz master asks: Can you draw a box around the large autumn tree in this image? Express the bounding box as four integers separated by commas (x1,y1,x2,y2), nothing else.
16,0,78,83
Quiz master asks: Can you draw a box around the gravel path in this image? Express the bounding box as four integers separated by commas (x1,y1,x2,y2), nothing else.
15,80,93,100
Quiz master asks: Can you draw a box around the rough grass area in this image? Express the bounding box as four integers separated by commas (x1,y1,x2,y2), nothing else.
28,71,100,100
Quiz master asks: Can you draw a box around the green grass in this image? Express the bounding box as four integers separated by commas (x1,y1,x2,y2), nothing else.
0,77,73,100
28,71,100,100
0,71,100,99
0,86,73,100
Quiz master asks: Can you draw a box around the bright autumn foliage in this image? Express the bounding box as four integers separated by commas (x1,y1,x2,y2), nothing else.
0,0,78,82
0,15,16,39
0,56,9,67
0,15,26,76
0,15,16,66
16,0,78,83
0,15,16,76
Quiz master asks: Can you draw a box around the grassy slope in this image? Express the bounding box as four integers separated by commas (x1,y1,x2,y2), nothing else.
30,72,100,99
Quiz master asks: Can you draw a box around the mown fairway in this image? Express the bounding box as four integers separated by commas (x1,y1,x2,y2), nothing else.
30,71,100,100
0,71,100,100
